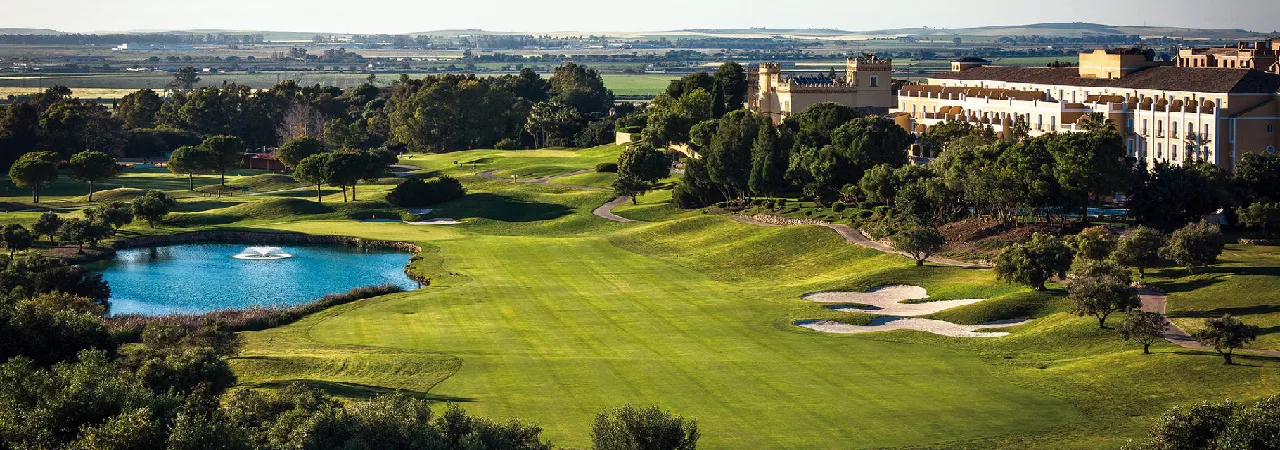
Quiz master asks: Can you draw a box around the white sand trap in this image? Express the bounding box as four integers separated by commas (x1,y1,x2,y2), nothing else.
404,218,461,225
802,285,985,316
796,318,1032,338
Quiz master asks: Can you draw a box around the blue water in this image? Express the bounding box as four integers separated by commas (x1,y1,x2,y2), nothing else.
90,244,417,316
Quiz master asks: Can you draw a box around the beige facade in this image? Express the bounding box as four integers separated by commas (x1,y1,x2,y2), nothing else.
893,50,1280,170
748,56,895,123
1178,39,1280,73
1079,48,1166,79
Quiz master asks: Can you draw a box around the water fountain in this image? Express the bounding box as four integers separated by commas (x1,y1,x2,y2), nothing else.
232,246,293,260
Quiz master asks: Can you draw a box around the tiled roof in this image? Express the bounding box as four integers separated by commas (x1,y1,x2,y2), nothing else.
929,66,1280,94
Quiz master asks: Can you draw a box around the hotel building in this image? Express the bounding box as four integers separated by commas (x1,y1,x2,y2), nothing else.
893,45,1280,170
748,55,895,124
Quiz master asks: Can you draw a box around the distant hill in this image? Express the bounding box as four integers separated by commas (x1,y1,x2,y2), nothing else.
0,23,1270,41
0,28,66,35
861,22,1267,40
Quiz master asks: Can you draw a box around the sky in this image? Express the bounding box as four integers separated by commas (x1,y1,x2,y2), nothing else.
3,0,1279,34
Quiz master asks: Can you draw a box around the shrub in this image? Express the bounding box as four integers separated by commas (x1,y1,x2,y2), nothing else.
831,202,846,212
385,176,466,208
595,162,619,173
108,284,405,341
855,209,874,220
872,205,891,218
494,138,521,150
777,199,788,207
804,210,814,216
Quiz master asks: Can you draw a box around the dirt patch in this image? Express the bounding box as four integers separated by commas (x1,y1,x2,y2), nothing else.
939,218,1083,261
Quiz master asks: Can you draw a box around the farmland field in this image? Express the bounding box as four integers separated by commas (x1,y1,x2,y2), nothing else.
0,72,682,99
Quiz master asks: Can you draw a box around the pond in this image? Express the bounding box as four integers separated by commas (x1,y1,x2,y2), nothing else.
89,244,418,316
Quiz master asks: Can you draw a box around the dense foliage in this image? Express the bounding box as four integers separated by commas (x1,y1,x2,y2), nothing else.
386,176,467,208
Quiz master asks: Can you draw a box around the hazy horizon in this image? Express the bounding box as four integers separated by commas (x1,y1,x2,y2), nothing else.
3,0,1279,35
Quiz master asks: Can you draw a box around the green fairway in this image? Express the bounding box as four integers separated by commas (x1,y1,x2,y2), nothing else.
236,221,1078,449
1155,244,1280,350
16,144,1274,448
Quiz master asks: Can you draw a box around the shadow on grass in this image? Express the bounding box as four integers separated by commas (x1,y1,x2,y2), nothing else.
436,193,573,223
240,379,475,402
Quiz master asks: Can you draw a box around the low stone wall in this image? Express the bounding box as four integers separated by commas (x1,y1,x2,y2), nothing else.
743,214,830,227
1240,238,1280,246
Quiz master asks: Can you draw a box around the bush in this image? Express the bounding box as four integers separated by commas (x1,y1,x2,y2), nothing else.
777,199,788,207
872,205,891,218
854,209,874,220
494,138,521,150
385,176,467,208
804,210,814,216
595,162,619,173
831,202,846,212
108,284,405,341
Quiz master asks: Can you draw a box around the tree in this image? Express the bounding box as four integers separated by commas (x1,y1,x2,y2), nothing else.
891,226,946,267
57,218,90,253
8,151,59,203
170,67,201,91
323,151,364,202
131,190,176,228
66,151,120,202
199,135,244,186
591,405,699,450
748,120,785,197
1,224,33,257
1161,220,1224,274
994,233,1074,291
116,89,163,129
1130,399,1239,450
385,176,466,207
1192,314,1259,365
1114,226,1166,281
713,62,748,113
617,143,671,185
277,136,325,169
99,201,134,230
1049,129,1130,222
167,145,211,191
549,63,614,117
33,212,63,244
275,101,325,143
1237,202,1280,237
1070,226,1116,261
1234,152,1280,201
293,153,331,203
1067,260,1140,329
612,176,650,204
1128,162,1231,231
1120,311,1169,354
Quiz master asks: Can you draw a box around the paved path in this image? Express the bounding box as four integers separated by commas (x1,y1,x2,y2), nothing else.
593,196,635,223
1139,288,1280,357
731,215,988,269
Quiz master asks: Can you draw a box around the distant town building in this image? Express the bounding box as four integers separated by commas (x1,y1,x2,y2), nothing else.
1177,38,1280,74
748,55,895,123
893,46,1280,170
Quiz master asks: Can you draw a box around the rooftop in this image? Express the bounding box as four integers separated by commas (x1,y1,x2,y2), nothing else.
929,66,1280,94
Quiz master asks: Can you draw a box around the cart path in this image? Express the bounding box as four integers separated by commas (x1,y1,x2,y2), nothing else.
1138,289,1279,357
730,215,988,269
593,196,635,223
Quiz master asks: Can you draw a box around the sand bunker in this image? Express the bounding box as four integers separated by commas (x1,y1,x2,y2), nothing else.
798,285,1033,338
404,218,461,225
802,285,985,316
795,318,1031,338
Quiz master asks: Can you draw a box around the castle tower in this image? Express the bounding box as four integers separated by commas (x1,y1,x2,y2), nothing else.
754,63,782,118
846,55,891,89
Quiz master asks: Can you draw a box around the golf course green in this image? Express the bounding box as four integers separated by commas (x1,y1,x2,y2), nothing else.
4,144,1278,448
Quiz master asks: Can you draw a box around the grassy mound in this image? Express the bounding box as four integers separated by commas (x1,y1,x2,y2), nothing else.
84,188,146,203
168,198,335,226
